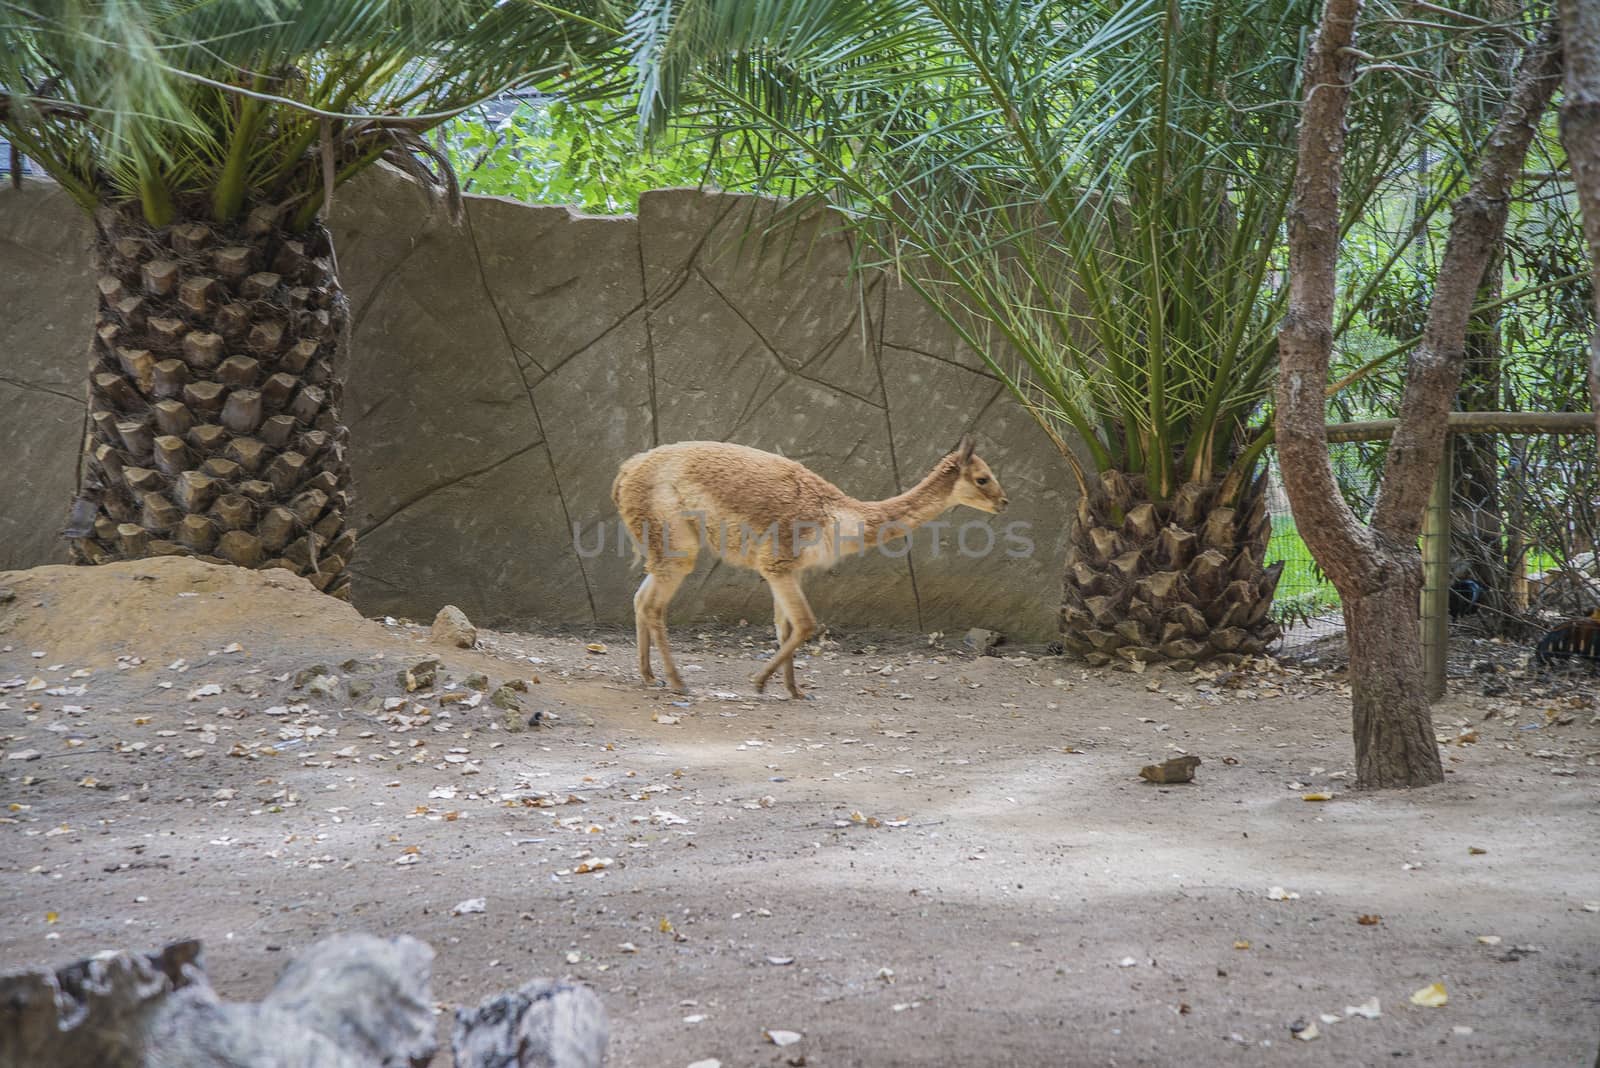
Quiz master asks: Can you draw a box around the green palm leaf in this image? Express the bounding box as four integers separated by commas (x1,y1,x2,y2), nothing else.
1,0,623,226
627,0,1449,502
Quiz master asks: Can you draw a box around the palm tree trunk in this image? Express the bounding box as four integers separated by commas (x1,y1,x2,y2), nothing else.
68,202,355,597
1059,470,1283,667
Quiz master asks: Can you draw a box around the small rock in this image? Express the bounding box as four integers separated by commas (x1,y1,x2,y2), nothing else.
293,664,331,689
490,685,522,711
339,658,373,674
464,673,490,692
346,678,373,700
505,677,533,692
964,628,1002,656
305,674,339,699
431,605,477,649
6,749,42,761
503,708,527,733
1139,755,1201,784
1472,660,1501,674
400,659,440,693
0,587,14,604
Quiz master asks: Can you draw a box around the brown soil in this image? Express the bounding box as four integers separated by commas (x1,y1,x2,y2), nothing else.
2,558,1597,1067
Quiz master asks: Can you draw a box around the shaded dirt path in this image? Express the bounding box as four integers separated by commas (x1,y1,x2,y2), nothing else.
1,559,1596,1067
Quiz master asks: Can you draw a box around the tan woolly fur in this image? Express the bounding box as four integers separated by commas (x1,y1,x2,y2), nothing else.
612,435,1007,697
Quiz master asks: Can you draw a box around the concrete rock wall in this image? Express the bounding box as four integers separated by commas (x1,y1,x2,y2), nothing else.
0,169,1078,637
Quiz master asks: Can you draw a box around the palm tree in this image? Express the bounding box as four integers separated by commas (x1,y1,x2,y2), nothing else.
626,0,1434,666
0,1,611,597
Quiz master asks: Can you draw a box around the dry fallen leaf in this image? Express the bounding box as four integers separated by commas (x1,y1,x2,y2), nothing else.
1345,998,1381,1020
1291,1020,1320,1042
1301,792,1334,802
1409,982,1448,1008
1357,914,1382,926
1267,886,1300,901
451,897,487,916
585,643,608,655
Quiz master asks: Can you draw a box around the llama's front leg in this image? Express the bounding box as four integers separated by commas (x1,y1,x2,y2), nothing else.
755,574,815,697
771,590,802,698
633,575,656,687
645,567,691,693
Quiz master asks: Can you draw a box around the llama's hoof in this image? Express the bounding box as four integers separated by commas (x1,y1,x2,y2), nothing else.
666,678,689,695
751,673,770,694
786,688,811,700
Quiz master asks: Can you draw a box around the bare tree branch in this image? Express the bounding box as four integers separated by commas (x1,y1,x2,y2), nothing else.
1558,0,1600,447
1371,20,1562,536
1276,0,1373,590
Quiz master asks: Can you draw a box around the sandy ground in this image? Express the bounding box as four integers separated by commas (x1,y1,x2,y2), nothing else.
1,558,1597,1068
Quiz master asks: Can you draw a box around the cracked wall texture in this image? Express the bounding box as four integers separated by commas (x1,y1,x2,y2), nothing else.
0,169,1079,637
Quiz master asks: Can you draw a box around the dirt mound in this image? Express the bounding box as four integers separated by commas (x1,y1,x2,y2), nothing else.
0,558,400,669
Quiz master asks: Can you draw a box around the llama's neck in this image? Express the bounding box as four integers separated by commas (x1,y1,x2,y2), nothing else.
836,460,960,552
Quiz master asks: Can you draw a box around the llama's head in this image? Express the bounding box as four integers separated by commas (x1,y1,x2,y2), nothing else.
948,434,1009,514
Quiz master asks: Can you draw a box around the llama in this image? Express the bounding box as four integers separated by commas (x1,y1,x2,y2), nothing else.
611,435,1008,697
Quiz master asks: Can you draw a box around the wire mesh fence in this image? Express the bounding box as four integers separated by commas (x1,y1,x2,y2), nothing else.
1451,430,1600,633
1264,448,1365,656
1264,427,1600,662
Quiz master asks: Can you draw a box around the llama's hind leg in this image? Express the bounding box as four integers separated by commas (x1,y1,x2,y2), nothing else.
643,565,693,693
755,572,815,697
633,575,657,687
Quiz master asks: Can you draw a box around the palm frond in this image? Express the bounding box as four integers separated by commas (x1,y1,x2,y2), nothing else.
1,0,626,224
631,0,1493,501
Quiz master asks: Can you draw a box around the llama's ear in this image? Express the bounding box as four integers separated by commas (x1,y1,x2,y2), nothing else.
956,434,976,465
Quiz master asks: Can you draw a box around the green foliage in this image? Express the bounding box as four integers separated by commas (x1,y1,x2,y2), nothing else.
0,1,618,227
1266,515,1340,625
625,0,1448,501
438,97,754,213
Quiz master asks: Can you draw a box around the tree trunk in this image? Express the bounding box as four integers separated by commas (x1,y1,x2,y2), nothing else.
1058,469,1283,668
1455,248,1508,630
68,202,355,598
1279,2,1559,789
1343,564,1442,787
1558,0,1600,450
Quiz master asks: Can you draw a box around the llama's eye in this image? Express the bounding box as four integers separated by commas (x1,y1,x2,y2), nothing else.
976,476,990,485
